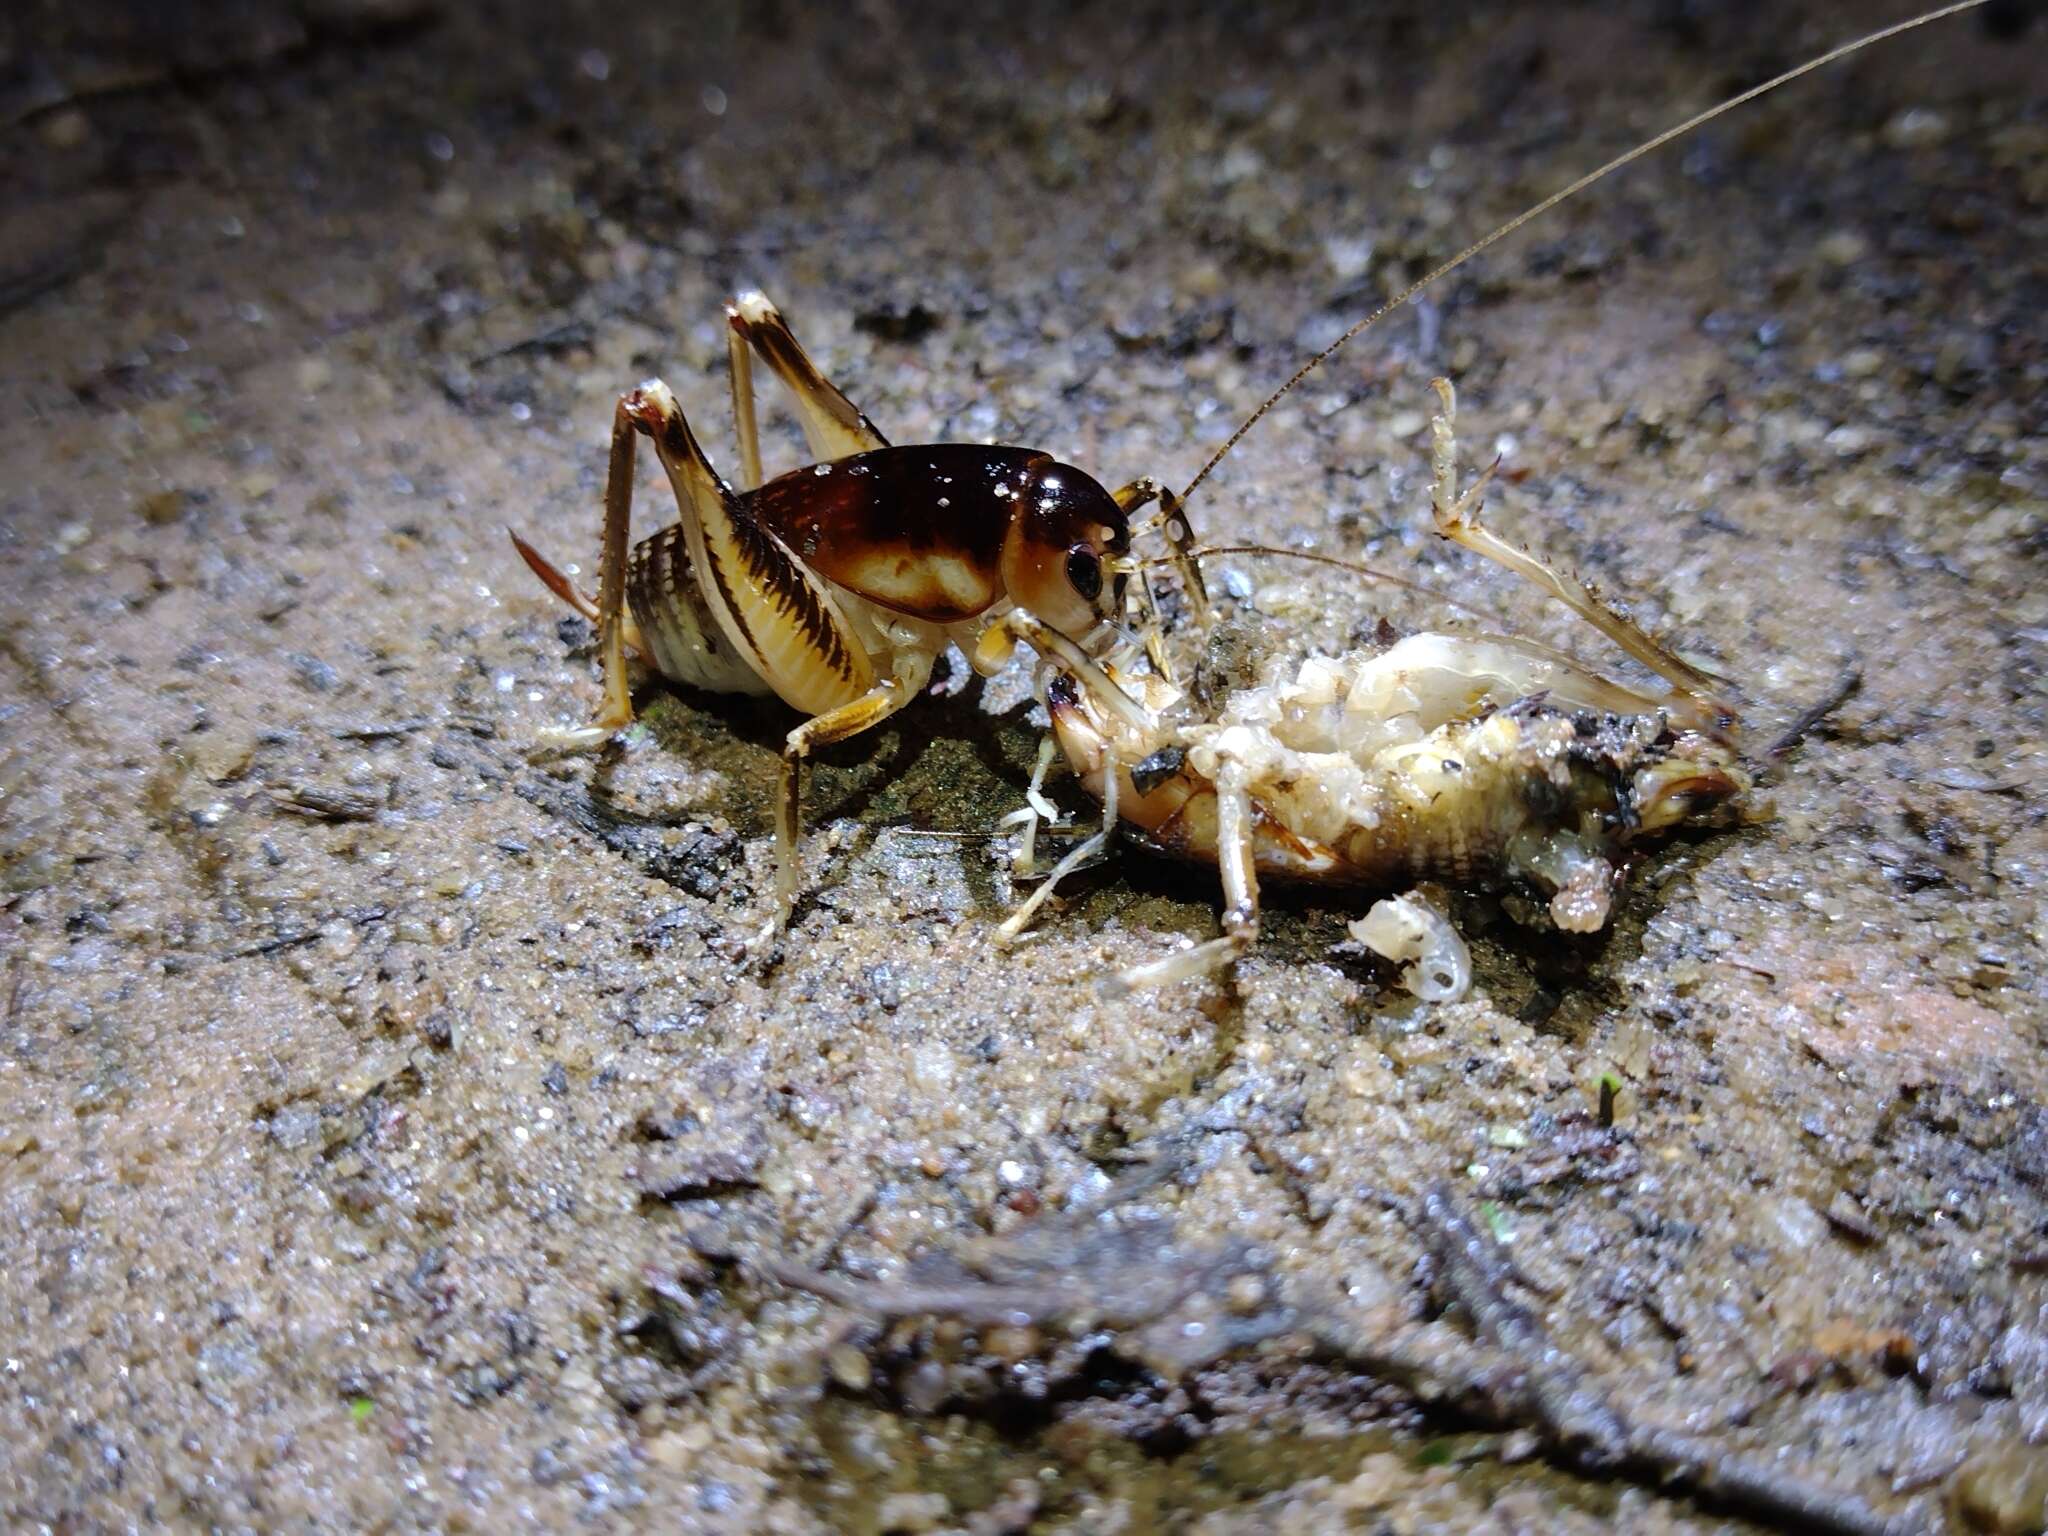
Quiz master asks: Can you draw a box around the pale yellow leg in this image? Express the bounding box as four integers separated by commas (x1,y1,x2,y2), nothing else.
1100,757,1260,998
1105,476,1177,684
727,322,764,492
725,291,890,462
994,745,1118,951
626,381,879,718
1155,483,1210,627
994,735,1064,876
1427,378,1731,727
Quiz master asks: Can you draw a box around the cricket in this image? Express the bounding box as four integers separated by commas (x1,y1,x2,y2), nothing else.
510,0,1988,984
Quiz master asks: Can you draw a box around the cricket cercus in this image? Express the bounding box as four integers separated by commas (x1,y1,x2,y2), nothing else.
509,3,1986,990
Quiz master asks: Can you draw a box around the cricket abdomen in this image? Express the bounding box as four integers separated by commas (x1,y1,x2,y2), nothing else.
626,524,776,697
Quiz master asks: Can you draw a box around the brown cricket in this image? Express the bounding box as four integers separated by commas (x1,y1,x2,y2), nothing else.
512,291,1203,935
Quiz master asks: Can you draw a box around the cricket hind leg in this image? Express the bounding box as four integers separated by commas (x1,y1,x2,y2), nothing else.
625,380,878,716
1098,757,1261,999
1426,377,1735,730
726,315,765,492
725,291,890,464
523,395,644,750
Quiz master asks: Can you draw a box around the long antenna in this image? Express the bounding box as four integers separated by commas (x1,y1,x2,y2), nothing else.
1176,0,1989,507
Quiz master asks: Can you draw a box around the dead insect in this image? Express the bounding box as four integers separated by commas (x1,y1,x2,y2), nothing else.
986,1,1987,993
996,380,1751,996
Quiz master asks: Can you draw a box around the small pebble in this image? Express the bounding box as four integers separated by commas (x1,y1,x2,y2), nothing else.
1225,1274,1268,1314
1815,230,1869,267
874,1492,949,1533
911,1042,956,1091
826,1344,871,1392
1882,107,1949,150
40,108,89,150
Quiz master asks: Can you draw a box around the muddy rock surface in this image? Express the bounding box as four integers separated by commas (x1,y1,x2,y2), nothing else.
2,1,2044,1530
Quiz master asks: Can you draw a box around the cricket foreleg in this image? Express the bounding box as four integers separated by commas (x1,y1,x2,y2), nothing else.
1155,484,1210,627
1106,476,1183,684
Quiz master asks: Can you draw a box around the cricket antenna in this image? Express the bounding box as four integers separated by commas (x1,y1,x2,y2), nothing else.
1175,0,1989,507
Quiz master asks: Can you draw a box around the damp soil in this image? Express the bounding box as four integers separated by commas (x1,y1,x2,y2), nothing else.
2,1,2045,1531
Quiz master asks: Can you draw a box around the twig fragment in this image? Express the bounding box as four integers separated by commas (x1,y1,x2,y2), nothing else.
1765,665,1862,760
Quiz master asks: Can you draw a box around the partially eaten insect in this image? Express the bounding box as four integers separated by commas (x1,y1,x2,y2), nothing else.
994,381,1751,997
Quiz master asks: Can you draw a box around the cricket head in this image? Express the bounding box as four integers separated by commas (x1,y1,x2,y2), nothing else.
999,458,1132,641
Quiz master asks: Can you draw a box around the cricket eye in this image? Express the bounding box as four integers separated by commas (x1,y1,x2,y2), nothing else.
1065,546,1103,603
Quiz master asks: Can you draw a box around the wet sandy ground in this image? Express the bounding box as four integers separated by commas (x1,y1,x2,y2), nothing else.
2,0,2044,1530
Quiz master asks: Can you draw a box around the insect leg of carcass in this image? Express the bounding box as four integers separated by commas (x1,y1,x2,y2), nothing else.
994,744,1118,951
534,396,642,749
1100,755,1259,998
774,649,934,928
994,735,1065,876
725,291,890,462
1426,378,1734,730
